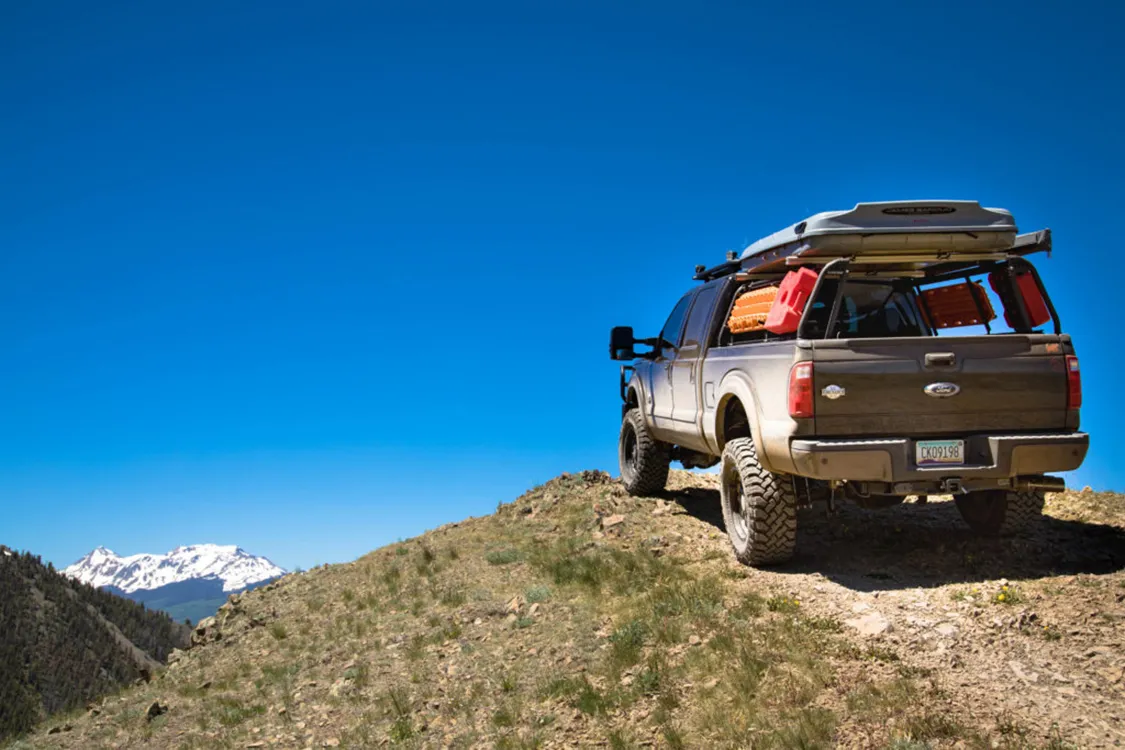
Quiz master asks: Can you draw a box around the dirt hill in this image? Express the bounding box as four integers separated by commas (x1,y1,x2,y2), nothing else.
0,547,190,742
13,472,1125,749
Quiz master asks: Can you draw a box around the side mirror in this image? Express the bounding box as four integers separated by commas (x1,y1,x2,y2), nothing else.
609,326,636,361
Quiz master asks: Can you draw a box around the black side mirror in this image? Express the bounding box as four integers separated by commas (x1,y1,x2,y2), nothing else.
609,326,636,361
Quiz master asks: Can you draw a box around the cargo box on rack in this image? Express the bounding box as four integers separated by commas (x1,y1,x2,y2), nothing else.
765,268,818,334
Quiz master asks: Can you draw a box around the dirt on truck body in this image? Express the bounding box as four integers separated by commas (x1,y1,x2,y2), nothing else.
609,201,1089,566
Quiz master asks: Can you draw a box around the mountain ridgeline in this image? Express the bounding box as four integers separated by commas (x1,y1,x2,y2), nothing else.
64,544,286,625
0,545,190,742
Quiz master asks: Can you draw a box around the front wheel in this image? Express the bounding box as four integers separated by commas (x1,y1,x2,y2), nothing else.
618,408,670,496
955,489,1045,536
719,438,797,566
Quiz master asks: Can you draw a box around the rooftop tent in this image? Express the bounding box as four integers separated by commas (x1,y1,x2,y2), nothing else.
741,201,1017,259
694,201,1045,281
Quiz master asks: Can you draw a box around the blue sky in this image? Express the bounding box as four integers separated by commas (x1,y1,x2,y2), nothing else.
2,1,1122,572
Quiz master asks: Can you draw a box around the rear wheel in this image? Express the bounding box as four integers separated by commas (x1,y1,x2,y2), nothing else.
955,489,1045,536
719,438,797,566
618,408,670,496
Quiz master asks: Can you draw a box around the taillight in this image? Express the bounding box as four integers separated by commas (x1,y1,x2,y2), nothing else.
1066,355,1082,409
788,361,814,418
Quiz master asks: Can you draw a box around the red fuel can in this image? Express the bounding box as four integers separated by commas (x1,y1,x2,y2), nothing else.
765,267,819,334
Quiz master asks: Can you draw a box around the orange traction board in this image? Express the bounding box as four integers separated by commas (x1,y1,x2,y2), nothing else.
728,286,778,332
920,281,996,329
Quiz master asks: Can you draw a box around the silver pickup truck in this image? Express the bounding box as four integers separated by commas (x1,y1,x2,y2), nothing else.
609,201,1088,566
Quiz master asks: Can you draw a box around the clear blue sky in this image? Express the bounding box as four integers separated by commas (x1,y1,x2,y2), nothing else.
2,1,1122,572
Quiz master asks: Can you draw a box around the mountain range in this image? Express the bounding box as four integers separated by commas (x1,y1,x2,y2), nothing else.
64,544,285,624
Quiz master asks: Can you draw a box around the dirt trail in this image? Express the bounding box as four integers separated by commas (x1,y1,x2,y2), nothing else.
665,473,1125,747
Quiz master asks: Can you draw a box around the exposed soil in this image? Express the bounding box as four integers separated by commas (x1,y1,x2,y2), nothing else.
669,476,1125,747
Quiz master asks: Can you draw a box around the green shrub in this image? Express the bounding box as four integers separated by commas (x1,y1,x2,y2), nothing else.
486,549,521,566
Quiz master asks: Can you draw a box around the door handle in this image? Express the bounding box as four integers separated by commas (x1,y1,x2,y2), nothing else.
925,352,956,367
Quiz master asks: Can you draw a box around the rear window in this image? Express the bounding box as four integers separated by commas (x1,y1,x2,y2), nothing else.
803,280,928,339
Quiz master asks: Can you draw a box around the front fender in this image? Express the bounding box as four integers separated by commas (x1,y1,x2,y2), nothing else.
621,362,653,425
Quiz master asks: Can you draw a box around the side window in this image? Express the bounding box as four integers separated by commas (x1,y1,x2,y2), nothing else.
659,294,693,357
681,286,720,349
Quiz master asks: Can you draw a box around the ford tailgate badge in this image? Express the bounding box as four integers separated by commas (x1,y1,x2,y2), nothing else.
924,382,961,398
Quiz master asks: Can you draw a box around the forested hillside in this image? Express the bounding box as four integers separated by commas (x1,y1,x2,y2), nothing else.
0,546,189,741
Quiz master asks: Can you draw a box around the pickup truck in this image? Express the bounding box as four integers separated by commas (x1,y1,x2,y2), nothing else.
609,201,1088,565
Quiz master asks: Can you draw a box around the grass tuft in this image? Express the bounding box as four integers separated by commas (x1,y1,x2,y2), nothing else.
766,594,801,613
486,548,522,566
525,585,552,603
214,697,266,727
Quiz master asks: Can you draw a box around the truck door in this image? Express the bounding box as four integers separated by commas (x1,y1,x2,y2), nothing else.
671,285,720,424
650,292,693,430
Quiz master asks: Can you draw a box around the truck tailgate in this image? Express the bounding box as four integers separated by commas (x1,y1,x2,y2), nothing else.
809,335,1071,437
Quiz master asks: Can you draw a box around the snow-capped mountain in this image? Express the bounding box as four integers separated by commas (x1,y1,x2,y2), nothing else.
64,544,285,594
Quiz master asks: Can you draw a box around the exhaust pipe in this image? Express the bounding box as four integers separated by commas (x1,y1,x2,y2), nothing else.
1013,475,1066,492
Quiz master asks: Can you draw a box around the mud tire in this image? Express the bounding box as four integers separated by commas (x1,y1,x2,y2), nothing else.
618,408,670,496
955,489,1046,536
719,438,797,566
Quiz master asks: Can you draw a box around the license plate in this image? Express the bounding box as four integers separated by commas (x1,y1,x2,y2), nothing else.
916,439,965,466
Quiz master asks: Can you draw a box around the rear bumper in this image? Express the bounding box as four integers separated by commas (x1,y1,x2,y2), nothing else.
790,432,1088,488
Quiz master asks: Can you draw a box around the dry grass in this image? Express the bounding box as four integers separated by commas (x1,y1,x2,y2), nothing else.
14,470,1093,749
1045,487,1125,525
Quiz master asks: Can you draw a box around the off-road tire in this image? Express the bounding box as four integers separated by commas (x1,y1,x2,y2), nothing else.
618,408,670,496
719,438,797,566
955,489,1046,536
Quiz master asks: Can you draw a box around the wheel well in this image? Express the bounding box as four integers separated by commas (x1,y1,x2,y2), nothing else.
719,397,751,448
622,386,641,419
625,387,640,410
